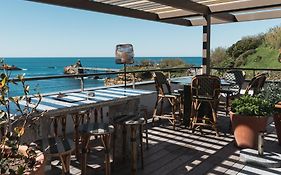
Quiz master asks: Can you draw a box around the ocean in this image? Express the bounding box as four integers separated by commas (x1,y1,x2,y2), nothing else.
2,57,201,96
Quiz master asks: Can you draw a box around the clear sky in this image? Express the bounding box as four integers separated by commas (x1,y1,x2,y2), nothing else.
0,0,281,57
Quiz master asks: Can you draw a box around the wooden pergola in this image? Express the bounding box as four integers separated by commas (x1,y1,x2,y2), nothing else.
27,0,281,74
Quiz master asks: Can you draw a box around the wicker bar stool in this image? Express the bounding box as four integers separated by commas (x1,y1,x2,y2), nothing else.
112,115,146,175
79,123,114,175
152,71,182,129
36,114,75,175
190,75,221,136
73,107,113,175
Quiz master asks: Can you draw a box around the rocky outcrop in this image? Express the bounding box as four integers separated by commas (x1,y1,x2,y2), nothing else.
64,65,79,74
64,65,84,74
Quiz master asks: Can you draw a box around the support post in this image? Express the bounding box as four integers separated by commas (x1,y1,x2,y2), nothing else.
202,14,211,75
124,63,127,88
80,76,84,91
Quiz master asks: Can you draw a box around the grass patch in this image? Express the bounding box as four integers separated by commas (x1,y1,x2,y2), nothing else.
241,47,281,68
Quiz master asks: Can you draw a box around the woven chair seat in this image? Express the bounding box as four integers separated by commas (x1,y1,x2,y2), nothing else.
79,123,114,135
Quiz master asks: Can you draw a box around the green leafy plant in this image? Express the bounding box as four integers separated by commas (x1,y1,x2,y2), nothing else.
258,83,281,112
231,95,272,116
0,59,43,174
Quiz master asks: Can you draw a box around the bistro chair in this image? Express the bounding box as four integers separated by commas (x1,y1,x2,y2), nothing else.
152,71,182,129
190,75,221,136
221,70,245,115
245,73,267,96
36,114,75,175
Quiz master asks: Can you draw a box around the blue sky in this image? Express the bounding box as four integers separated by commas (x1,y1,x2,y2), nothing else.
0,0,281,57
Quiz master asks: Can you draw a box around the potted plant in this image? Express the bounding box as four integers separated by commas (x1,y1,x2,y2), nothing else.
258,83,281,145
0,60,45,174
230,95,272,148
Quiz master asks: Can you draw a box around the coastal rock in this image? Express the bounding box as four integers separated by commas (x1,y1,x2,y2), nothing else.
64,65,79,74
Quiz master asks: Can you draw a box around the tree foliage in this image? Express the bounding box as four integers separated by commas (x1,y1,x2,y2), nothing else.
226,35,263,58
210,47,229,66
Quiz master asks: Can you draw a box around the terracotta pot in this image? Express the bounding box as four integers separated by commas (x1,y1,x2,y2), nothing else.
230,112,268,149
0,145,45,175
273,113,281,145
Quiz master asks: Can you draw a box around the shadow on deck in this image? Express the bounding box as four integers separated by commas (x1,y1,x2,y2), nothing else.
46,113,281,175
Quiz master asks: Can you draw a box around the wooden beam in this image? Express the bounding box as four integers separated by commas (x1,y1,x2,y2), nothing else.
149,0,236,22
190,9,281,26
210,0,281,14
26,0,191,27
148,0,210,14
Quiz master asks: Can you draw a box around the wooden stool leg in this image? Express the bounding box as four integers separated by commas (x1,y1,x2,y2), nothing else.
81,134,90,175
101,134,111,175
143,109,149,150
61,115,67,138
112,125,117,163
130,125,137,175
60,153,71,175
139,125,144,169
122,124,127,162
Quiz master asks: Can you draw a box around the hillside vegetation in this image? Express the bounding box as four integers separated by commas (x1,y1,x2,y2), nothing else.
211,25,281,69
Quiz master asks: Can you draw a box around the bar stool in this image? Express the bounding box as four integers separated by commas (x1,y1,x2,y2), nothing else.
190,75,221,136
36,114,75,175
73,107,113,175
112,113,147,175
71,107,105,157
79,123,114,175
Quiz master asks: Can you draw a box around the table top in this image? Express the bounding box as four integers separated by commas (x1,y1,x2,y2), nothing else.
171,76,234,86
9,87,154,116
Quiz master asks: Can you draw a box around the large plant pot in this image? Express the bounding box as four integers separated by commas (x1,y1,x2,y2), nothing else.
0,145,45,175
230,112,268,149
274,113,281,145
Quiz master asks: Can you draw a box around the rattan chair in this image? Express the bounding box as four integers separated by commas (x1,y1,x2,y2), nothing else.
36,114,75,175
221,70,245,116
190,75,221,136
245,73,267,96
223,70,245,96
152,72,181,129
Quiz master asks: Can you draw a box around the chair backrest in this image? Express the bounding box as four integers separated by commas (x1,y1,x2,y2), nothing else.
153,72,171,95
223,70,245,95
191,75,221,100
245,73,267,95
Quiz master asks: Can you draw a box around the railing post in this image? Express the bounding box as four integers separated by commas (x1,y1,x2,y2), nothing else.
132,73,136,89
80,76,84,91
168,71,171,84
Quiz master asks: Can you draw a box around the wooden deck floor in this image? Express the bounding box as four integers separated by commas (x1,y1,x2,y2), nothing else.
46,113,281,175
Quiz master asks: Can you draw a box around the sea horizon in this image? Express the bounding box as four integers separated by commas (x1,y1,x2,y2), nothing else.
2,57,201,96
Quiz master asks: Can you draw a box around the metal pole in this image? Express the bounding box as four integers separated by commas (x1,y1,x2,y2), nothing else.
132,73,135,89
258,132,264,156
124,63,127,88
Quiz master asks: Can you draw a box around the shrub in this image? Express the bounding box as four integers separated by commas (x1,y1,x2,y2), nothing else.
231,95,272,116
159,58,187,68
264,25,281,49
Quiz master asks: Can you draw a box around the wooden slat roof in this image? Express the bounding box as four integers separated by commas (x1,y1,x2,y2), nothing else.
27,0,281,27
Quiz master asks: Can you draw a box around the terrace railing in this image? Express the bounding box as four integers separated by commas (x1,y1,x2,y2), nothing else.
8,66,281,96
